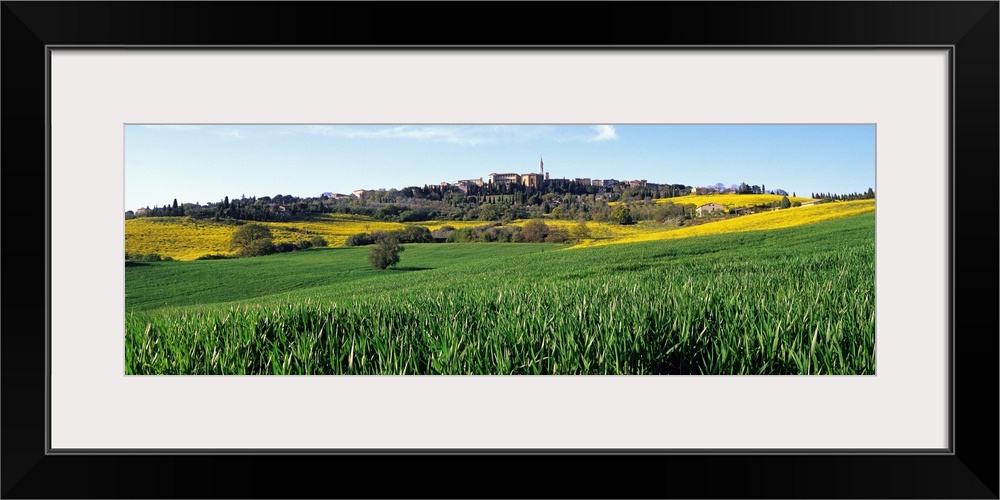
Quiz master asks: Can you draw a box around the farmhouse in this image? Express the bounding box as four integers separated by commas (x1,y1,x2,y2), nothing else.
695,203,725,216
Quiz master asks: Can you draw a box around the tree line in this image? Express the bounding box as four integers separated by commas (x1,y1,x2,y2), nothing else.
810,188,875,202
126,182,874,226
125,180,694,223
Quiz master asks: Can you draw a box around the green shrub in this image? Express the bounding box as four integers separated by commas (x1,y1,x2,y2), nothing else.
195,253,232,260
400,226,433,243
345,233,373,247
368,236,404,270
569,220,591,241
126,252,171,262
239,238,275,257
610,204,633,225
446,228,474,243
547,227,570,244
309,236,328,247
349,227,432,246
517,219,549,243
231,224,275,257
431,226,455,241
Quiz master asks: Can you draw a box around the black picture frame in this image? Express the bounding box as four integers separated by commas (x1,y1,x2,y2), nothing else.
3,2,997,498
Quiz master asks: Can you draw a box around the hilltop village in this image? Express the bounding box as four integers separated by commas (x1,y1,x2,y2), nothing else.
321,157,660,201
437,157,651,194
128,156,873,225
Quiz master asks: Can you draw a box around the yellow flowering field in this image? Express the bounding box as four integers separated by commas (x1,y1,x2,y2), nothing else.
610,193,814,208
540,217,681,241
409,219,498,232
125,200,872,260
665,193,815,208
567,199,874,249
125,217,237,261
126,215,510,261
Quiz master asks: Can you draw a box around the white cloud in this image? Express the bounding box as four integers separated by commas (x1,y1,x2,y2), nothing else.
215,129,243,140
305,125,606,146
136,124,619,144
307,125,490,145
589,125,618,142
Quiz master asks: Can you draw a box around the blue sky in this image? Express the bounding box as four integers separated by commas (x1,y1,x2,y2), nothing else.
125,124,875,211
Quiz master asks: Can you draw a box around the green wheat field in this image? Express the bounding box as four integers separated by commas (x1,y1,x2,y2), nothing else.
125,212,875,375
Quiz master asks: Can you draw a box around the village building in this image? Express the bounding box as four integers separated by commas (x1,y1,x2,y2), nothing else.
346,157,698,200
489,157,550,187
454,178,484,192
520,173,543,188
487,172,520,184
696,202,725,216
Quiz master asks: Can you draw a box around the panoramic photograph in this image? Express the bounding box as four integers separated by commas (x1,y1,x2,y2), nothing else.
124,124,875,375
